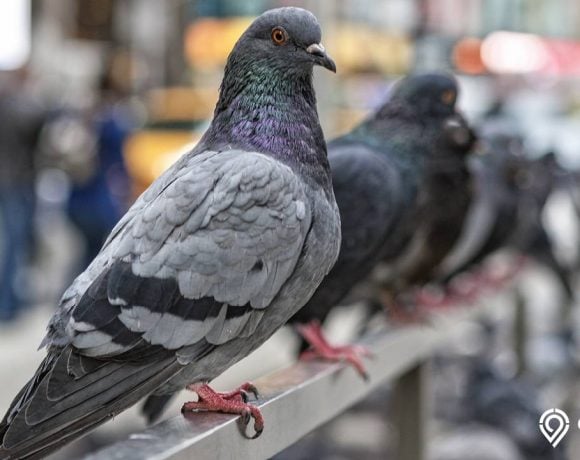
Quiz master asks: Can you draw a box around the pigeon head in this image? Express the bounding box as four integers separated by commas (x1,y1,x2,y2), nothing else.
233,7,336,74
208,7,336,130
390,73,459,117
201,7,335,189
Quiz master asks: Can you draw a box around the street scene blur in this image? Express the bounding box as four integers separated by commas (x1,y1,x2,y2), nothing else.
3,0,580,459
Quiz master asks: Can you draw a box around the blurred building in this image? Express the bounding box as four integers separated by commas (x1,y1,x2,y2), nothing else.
4,0,580,186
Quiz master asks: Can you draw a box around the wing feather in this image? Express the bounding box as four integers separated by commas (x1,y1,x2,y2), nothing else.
2,149,313,458
64,149,311,356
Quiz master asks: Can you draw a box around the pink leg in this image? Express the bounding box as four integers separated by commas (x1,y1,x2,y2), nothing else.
380,290,427,324
182,383,264,438
447,276,481,304
296,320,371,379
446,269,491,304
484,256,528,289
414,286,457,310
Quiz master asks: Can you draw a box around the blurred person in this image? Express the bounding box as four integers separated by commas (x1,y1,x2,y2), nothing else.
0,68,45,322
65,59,134,273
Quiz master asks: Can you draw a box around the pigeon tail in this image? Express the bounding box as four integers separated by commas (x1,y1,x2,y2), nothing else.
141,393,176,425
0,346,182,460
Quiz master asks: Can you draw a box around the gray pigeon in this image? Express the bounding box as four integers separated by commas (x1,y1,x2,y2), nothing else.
0,7,340,459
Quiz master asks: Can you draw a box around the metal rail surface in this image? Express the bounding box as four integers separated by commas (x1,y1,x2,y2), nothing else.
85,304,496,460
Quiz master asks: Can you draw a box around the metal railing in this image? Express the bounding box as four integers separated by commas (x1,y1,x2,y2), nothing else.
85,299,505,460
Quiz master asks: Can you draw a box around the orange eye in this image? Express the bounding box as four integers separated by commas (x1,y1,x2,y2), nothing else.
442,90,456,105
271,27,288,45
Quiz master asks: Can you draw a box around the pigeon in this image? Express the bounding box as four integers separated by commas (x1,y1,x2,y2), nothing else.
0,7,340,459
437,133,525,285
461,359,564,460
288,73,461,375
383,111,477,298
508,153,574,301
438,136,573,301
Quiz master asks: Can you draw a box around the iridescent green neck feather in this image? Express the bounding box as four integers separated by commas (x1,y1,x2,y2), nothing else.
200,55,331,189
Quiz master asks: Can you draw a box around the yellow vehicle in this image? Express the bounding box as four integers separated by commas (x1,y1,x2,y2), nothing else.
124,87,216,195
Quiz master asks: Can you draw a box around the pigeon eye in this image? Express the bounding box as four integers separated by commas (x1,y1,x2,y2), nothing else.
442,90,455,105
271,27,288,45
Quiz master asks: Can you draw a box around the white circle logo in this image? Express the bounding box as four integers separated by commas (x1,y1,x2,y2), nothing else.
539,408,570,448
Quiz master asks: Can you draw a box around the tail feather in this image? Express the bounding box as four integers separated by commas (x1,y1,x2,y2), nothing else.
4,413,110,460
141,393,176,425
0,354,57,447
0,346,183,460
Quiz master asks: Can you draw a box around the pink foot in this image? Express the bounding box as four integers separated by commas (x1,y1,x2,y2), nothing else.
391,305,428,323
296,321,371,379
447,277,481,304
483,256,527,289
446,270,491,304
414,287,457,309
182,383,263,438
380,291,427,324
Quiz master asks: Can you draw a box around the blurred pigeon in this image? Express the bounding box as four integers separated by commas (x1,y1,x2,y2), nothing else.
509,153,574,301
438,139,573,302
0,7,340,459
437,133,522,284
384,111,477,298
461,359,564,460
289,74,461,374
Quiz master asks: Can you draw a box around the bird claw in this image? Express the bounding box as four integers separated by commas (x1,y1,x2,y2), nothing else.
297,321,370,379
182,383,264,438
239,382,260,400
240,407,251,425
236,405,264,439
233,382,259,403
244,406,264,439
239,390,249,403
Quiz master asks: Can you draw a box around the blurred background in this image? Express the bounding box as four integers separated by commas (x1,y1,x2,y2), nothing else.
3,0,580,459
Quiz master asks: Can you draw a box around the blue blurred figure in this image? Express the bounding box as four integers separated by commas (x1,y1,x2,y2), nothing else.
66,70,133,272
0,69,45,321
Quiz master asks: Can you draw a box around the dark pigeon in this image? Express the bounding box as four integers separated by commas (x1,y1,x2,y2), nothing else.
288,74,462,371
508,152,574,301
383,112,477,295
438,135,573,301
461,359,564,460
0,7,340,459
437,133,522,282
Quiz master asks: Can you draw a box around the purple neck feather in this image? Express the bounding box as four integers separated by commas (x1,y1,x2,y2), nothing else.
199,57,331,188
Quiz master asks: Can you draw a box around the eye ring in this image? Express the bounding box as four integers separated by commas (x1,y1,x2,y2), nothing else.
271,27,288,46
442,90,456,105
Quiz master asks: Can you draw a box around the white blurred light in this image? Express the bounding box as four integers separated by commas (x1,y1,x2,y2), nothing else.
481,31,548,74
0,0,31,70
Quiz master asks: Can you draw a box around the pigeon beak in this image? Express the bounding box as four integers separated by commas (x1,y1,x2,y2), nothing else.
444,115,474,150
306,43,337,73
